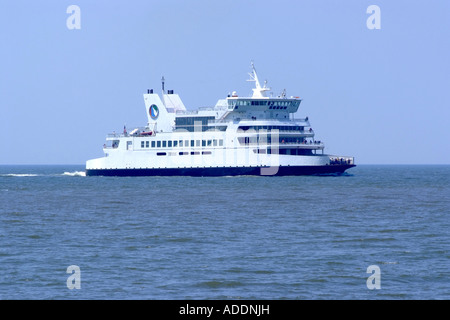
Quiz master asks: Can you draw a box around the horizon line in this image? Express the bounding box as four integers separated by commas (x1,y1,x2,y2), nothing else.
1,163,449,166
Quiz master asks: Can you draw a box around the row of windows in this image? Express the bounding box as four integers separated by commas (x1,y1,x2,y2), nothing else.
173,125,227,132
141,139,224,149
156,151,212,156
238,125,305,132
238,136,307,145
230,100,298,107
268,106,288,110
235,105,288,110
175,116,214,126
253,148,313,155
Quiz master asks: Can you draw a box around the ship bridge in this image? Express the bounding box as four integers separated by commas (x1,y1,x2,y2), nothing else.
226,98,301,113
219,62,302,121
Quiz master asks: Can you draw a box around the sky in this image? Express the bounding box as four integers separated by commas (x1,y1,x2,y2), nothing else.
1,0,449,165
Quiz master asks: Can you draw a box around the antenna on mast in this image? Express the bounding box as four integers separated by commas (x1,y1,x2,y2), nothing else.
161,76,165,94
247,61,270,98
247,61,261,89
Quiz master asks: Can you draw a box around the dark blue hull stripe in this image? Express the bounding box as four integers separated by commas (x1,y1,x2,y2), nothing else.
85,165,355,177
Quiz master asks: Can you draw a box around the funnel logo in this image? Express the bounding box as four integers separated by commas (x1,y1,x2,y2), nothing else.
149,104,159,120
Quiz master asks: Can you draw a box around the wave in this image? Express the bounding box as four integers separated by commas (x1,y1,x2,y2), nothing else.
1,171,86,177
1,173,40,177
62,171,86,177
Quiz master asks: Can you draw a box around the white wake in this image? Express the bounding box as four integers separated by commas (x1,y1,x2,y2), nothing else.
62,171,86,177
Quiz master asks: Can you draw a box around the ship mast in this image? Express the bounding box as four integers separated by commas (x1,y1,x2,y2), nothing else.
247,61,271,98
161,76,165,94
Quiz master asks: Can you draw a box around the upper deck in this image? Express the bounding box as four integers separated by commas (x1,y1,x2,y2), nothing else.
108,62,311,138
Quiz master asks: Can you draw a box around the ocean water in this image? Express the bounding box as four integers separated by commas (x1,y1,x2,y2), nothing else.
0,164,448,300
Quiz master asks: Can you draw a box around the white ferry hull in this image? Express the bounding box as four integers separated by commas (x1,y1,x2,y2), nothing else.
85,152,355,176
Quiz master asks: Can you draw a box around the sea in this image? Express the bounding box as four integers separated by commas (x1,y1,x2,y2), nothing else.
0,164,448,300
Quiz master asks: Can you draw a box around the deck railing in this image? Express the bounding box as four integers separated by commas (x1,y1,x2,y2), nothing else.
329,156,355,165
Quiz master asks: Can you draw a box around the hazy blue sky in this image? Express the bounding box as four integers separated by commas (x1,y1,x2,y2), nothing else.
1,0,449,164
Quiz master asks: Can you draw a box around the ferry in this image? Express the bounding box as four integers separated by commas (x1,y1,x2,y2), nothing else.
85,63,355,176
